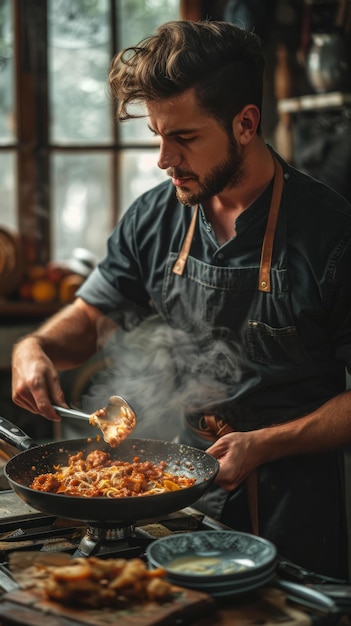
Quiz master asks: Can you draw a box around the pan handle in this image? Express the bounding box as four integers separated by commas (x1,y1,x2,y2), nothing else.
273,579,338,615
0,416,37,451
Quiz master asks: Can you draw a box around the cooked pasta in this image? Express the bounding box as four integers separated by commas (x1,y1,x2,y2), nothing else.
30,449,196,498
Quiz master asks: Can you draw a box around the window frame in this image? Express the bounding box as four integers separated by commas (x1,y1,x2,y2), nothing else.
8,0,201,266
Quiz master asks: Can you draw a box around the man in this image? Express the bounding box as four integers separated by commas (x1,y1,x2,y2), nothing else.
12,20,351,579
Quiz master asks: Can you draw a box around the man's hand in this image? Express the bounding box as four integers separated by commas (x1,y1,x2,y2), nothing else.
206,431,259,491
12,335,66,420
11,298,113,421
207,390,351,492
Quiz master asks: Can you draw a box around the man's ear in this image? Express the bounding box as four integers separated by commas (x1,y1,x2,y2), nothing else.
232,105,260,145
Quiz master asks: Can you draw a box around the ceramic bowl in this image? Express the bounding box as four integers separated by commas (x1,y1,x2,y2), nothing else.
146,530,278,595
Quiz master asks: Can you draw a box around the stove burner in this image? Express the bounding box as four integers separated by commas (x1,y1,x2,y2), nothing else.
75,524,148,558
87,524,135,541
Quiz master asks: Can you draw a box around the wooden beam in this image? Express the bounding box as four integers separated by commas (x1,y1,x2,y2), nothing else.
13,0,50,265
180,0,202,21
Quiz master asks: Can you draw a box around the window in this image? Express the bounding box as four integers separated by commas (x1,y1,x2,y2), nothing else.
0,0,187,269
0,0,16,231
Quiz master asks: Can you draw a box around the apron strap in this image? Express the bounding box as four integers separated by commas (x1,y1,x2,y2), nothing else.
172,157,284,293
172,205,199,276
246,471,259,536
258,158,284,292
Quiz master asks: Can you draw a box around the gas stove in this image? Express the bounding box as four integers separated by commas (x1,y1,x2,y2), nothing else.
1,490,349,625
0,489,229,563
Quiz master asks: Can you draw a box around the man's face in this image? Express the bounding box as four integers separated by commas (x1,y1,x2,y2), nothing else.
147,89,245,206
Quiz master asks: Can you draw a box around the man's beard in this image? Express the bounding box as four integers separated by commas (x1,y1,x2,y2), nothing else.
175,136,245,206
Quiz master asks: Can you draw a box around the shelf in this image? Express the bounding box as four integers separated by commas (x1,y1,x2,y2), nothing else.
0,302,63,369
0,300,63,319
278,91,351,113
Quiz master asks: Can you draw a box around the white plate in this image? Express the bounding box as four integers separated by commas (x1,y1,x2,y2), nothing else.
168,565,277,597
208,570,276,597
164,560,278,590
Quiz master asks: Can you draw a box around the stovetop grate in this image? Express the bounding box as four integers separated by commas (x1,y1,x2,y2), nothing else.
0,490,230,562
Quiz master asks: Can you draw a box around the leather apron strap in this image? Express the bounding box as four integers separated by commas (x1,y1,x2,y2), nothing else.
172,205,199,276
172,157,284,294
258,157,284,292
246,470,259,536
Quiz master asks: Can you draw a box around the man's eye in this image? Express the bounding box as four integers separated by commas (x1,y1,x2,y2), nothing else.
178,135,196,143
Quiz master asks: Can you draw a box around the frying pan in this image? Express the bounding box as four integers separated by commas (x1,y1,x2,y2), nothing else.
0,416,219,525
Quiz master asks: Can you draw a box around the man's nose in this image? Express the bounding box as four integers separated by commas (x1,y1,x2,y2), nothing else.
157,140,181,170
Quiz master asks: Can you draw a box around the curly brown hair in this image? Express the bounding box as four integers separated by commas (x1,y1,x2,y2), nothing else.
109,20,265,132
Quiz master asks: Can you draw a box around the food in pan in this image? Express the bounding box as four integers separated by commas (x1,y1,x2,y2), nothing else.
30,449,196,498
89,402,136,447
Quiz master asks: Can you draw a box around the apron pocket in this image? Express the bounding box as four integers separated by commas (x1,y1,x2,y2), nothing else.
248,319,307,365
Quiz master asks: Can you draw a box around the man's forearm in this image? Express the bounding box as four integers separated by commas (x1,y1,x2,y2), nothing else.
17,298,116,370
255,390,351,464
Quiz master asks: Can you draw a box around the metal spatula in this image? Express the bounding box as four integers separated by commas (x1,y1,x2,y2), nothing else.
52,395,136,446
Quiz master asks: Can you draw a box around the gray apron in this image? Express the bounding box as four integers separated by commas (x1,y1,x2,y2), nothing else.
160,157,348,579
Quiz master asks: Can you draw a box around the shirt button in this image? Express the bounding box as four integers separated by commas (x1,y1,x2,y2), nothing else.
217,253,225,260
284,172,290,180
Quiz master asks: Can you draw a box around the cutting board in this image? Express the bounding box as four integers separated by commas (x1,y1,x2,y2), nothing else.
0,584,214,626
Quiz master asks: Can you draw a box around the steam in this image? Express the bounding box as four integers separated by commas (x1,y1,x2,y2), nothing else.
80,315,249,442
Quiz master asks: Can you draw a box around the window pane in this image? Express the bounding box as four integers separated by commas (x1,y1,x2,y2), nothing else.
0,151,16,229
119,149,167,216
118,0,179,48
51,153,111,262
0,0,14,143
48,0,112,145
117,0,179,144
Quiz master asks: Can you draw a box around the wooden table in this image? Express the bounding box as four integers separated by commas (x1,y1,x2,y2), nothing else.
0,584,341,626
